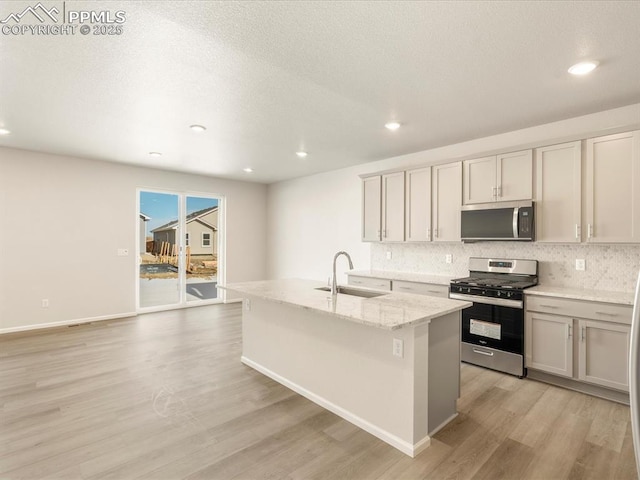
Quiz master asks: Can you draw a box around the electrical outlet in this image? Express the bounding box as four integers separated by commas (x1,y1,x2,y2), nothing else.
445,254,453,264
42,299,49,308
392,338,404,358
244,298,251,311
117,248,129,256
386,251,392,260
575,259,586,271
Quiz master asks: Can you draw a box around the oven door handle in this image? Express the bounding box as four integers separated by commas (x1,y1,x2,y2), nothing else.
449,293,523,309
472,348,494,357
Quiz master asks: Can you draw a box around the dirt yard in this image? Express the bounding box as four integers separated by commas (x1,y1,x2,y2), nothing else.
139,254,217,279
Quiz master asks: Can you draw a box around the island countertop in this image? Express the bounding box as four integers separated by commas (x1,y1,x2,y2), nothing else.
221,278,471,330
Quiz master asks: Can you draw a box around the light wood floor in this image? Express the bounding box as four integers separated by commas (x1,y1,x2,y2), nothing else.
1,304,637,479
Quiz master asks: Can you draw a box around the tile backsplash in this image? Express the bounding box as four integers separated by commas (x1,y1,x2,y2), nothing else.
371,242,640,292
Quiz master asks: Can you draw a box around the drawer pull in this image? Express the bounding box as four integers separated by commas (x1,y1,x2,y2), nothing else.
397,286,411,290
427,290,440,294
473,349,494,357
539,304,559,309
595,311,618,317
351,280,363,284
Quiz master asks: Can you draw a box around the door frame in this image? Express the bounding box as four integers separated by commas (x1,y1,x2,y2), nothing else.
136,188,226,313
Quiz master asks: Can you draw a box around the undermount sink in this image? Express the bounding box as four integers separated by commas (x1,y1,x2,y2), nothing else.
315,286,387,298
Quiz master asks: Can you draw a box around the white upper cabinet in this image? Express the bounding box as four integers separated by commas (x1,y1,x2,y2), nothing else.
361,172,405,242
362,176,382,242
405,167,432,242
432,162,462,242
463,156,496,204
535,141,582,243
463,150,533,204
381,172,405,242
586,130,640,243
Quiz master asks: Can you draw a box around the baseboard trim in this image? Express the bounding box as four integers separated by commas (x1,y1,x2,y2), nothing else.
429,412,458,437
527,369,630,405
0,312,138,335
241,355,429,457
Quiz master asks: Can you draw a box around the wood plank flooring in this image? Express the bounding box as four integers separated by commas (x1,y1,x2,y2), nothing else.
1,304,637,479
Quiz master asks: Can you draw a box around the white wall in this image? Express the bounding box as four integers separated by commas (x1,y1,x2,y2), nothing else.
267,104,640,289
0,148,267,331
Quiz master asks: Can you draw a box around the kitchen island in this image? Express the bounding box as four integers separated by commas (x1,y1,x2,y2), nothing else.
221,278,471,457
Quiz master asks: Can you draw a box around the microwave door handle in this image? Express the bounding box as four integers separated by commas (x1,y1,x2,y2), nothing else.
513,207,519,239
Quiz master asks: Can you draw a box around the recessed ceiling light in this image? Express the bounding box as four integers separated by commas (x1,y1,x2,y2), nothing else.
568,61,599,75
149,152,162,157
190,124,206,132
385,122,401,131
243,167,253,173
0,128,10,135
296,151,308,158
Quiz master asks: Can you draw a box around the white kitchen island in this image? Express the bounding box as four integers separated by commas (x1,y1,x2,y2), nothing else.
221,278,471,457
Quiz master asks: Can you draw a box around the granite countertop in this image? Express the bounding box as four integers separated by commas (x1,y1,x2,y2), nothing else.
220,278,471,330
526,285,635,306
347,270,454,286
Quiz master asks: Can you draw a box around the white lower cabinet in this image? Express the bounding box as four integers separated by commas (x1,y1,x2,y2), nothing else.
526,312,573,378
578,319,630,391
526,295,632,393
347,275,391,291
392,280,449,298
347,275,447,298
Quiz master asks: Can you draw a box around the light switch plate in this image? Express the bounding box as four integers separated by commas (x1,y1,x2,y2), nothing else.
575,259,586,271
244,299,251,311
445,254,453,264
386,251,392,260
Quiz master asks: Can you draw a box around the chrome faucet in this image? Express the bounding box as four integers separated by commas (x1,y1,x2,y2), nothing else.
332,251,354,295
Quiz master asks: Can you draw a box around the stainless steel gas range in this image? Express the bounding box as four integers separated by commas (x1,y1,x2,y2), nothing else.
449,257,538,378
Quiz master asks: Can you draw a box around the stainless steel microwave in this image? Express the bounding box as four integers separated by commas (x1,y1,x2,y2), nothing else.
461,201,535,242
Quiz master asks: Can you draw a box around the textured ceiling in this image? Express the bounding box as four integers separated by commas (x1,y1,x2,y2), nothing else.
0,1,639,183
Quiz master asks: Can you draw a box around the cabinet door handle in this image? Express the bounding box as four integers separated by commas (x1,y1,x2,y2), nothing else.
383,229,387,238
492,186,497,199
434,228,439,238
581,326,586,341
595,311,618,317
427,228,431,239
497,185,502,198
376,230,381,240
587,224,593,238
575,224,580,240
567,324,572,338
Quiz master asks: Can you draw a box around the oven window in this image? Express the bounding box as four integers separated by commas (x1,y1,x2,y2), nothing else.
461,303,523,354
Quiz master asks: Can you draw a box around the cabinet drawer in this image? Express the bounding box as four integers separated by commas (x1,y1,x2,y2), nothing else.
347,276,391,291
526,295,632,325
392,280,448,298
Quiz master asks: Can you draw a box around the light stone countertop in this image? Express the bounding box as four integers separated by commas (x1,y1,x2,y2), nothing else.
220,278,471,330
347,270,454,286
526,285,635,306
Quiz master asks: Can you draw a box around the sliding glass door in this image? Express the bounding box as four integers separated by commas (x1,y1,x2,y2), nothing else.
138,190,223,311
185,195,219,303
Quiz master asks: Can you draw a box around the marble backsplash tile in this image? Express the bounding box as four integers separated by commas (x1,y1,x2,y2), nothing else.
371,242,640,292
